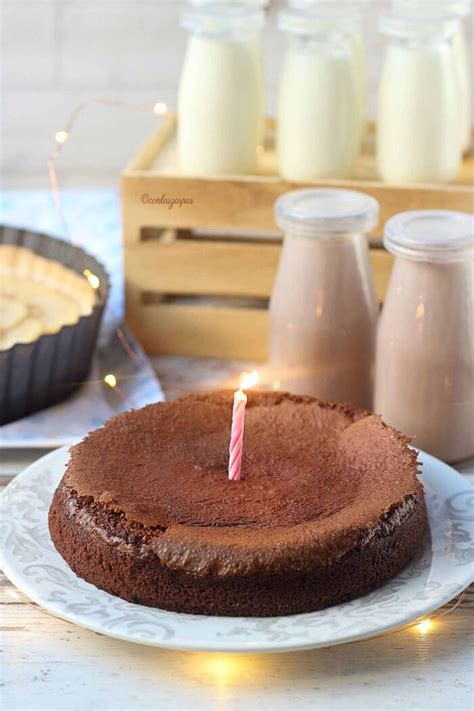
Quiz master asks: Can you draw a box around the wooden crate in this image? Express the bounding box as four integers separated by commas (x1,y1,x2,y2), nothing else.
122,114,473,360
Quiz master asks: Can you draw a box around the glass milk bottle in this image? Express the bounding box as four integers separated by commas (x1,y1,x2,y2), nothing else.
288,0,369,127
178,5,264,175
392,0,472,153
377,10,462,183
276,9,362,181
188,0,267,144
375,211,474,463
269,189,379,409
452,2,472,152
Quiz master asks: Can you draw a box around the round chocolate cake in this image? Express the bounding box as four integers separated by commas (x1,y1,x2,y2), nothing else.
49,392,427,616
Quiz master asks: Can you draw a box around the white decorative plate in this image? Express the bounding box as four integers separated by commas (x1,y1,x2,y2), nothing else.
1,447,473,653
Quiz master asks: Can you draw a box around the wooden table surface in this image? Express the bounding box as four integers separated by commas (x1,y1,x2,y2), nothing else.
2,356,474,711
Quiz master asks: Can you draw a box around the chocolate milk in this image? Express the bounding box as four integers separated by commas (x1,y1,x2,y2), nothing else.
374,210,474,462
269,189,379,409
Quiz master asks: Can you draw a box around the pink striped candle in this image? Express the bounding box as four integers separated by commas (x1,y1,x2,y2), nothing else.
228,371,259,481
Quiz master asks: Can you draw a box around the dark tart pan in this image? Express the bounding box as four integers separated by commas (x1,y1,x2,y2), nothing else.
0,225,109,425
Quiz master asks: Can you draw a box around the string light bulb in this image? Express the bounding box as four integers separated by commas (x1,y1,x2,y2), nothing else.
104,373,117,389
272,379,281,391
153,102,168,115
55,130,69,144
83,268,100,289
416,618,433,634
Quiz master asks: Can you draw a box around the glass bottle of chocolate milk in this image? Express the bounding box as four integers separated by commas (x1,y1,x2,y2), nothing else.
269,188,379,408
375,210,474,463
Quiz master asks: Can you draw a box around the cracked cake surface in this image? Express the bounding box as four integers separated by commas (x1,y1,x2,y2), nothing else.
49,391,428,616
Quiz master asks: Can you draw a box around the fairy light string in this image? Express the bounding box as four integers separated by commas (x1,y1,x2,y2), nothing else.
47,97,169,398
47,96,470,637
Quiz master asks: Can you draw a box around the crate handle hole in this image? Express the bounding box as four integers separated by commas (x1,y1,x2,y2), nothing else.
142,292,269,310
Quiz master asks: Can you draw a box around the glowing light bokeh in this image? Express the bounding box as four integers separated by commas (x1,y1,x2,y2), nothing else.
83,268,100,290
104,373,117,388
240,370,260,391
416,618,433,634
55,130,69,144
153,102,168,115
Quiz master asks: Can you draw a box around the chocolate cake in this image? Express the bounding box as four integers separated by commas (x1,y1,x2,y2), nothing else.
49,392,428,616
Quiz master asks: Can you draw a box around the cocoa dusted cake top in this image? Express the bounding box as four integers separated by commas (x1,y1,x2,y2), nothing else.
64,391,422,576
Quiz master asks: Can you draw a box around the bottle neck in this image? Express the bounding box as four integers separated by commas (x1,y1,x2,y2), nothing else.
181,8,264,42
286,31,352,56
187,26,261,42
386,33,454,50
380,10,459,48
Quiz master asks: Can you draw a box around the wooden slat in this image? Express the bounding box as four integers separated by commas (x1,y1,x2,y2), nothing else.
125,240,277,298
127,303,269,360
125,239,393,303
122,170,472,236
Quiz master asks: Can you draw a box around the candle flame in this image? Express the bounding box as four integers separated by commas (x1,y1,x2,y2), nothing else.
240,370,259,391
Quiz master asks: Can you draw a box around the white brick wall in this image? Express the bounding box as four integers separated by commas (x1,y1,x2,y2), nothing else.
1,0,471,186
1,1,185,185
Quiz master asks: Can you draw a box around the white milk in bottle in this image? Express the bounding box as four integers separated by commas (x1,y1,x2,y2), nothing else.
178,6,264,175
277,8,362,180
377,9,462,183
269,189,379,409
375,210,474,463
453,17,471,152
392,0,472,153
189,0,267,144
447,1,472,152
288,0,369,125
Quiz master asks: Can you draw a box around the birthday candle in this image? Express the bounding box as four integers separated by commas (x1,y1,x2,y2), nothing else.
228,370,259,481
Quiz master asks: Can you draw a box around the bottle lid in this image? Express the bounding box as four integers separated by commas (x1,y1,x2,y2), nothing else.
181,6,265,36
384,210,474,263
189,0,268,6
275,189,379,236
379,9,459,40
